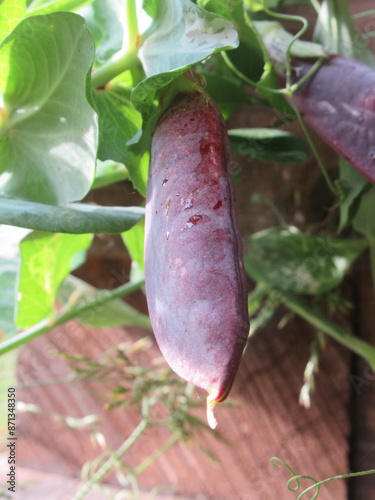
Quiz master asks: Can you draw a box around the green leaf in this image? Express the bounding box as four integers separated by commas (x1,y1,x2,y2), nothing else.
58,274,151,330
91,160,129,190
121,218,145,281
338,157,370,232
244,226,368,294
0,225,30,336
132,0,239,118
139,0,239,78
0,12,98,204
16,231,93,328
313,0,375,67
228,128,309,163
0,196,145,234
0,0,25,44
93,85,147,193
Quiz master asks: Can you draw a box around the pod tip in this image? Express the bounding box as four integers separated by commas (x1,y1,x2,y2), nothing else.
207,396,218,429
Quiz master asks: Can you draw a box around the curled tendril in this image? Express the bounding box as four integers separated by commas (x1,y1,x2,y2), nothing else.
271,457,375,499
270,457,320,499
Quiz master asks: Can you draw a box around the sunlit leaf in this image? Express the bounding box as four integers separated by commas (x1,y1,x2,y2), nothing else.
0,0,25,44
139,0,238,77
122,218,145,281
0,13,98,204
132,0,239,117
17,231,93,327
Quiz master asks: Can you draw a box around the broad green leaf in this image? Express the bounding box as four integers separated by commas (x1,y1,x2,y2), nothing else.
91,160,129,190
0,225,30,336
121,218,145,281
0,0,25,43
313,0,375,67
0,12,98,204
58,274,151,330
338,157,370,232
228,128,309,163
0,196,145,234
132,0,239,117
244,226,368,294
139,0,239,77
16,231,93,328
93,85,147,193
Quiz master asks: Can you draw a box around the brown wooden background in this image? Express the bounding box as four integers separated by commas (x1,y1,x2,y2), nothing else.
1,2,375,499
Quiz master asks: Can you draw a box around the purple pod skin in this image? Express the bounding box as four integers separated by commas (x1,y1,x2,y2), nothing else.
290,55,375,183
144,88,249,425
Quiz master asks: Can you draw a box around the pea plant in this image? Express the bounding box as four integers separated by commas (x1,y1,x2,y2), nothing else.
1,0,375,497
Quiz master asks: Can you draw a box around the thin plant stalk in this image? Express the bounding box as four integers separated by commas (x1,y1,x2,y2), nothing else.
0,278,145,356
72,418,149,500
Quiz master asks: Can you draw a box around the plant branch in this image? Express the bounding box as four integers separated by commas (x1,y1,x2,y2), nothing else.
0,278,145,356
72,418,149,500
126,0,139,47
276,290,375,370
288,92,339,197
91,47,140,89
133,433,180,475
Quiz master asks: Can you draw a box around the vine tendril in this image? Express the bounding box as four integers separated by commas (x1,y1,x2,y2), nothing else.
271,457,375,499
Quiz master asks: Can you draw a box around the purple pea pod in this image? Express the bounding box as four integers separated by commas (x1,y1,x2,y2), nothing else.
291,55,375,183
144,81,249,428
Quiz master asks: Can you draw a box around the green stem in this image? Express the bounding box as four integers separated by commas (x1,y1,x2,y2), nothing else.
0,279,145,356
297,469,375,499
288,92,339,197
309,0,322,14
277,290,375,370
133,433,180,475
262,0,309,90
91,47,140,89
126,0,139,47
353,9,375,19
72,418,149,500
